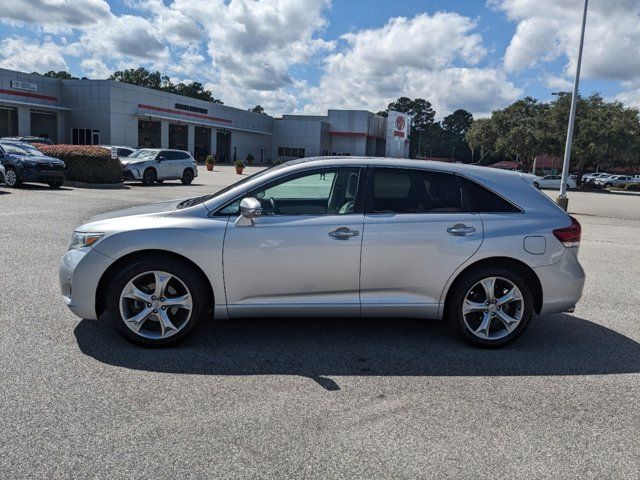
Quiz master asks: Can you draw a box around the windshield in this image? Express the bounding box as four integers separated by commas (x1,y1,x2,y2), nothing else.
177,163,290,209
129,149,158,159
0,143,39,156
18,143,45,156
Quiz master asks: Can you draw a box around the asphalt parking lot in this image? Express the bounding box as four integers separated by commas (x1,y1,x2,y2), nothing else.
1,166,638,479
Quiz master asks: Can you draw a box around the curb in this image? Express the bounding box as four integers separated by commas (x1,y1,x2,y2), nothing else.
63,181,127,189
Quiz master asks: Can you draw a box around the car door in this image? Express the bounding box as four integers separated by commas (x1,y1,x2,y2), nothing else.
223,166,364,318
359,167,483,318
157,150,179,179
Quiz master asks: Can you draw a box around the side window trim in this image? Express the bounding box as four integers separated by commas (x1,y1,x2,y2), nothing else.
211,166,365,217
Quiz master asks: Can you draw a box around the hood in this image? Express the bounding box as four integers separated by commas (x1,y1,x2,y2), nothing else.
83,198,186,227
16,154,65,165
120,157,154,165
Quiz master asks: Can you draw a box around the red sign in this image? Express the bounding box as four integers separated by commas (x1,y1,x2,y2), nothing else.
395,115,405,131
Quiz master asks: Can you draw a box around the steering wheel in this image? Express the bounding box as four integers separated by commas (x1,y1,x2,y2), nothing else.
267,197,279,215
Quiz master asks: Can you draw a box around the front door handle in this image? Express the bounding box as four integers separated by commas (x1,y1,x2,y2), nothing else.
329,227,360,240
447,224,476,236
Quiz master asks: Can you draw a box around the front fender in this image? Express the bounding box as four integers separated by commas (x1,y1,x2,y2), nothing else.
93,216,228,313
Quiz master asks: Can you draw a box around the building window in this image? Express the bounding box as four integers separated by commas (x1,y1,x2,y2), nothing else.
277,147,306,158
72,128,100,145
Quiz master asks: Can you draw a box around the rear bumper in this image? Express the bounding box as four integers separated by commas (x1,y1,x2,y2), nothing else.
535,248,585,315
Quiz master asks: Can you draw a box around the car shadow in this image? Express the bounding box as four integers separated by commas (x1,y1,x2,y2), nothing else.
74,314,640,390
19,184,73,191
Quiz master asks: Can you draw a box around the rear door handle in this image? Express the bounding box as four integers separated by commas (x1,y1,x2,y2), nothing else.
447,224,476,236
329,227,360,239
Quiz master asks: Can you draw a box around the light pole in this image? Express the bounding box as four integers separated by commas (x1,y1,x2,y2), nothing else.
556,0,589,211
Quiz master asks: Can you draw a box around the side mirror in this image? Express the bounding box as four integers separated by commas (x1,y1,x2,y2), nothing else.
235,197,261,227
156,155,164,162
240,197,262,218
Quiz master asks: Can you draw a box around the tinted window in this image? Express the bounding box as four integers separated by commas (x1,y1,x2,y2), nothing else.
369,169,464,213
174,151,190,160
457,176,521,213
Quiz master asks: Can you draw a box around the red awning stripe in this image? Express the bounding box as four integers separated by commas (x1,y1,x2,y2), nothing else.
329,131,384,140
0,89,58,102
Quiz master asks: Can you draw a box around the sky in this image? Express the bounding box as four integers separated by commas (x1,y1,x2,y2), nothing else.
0,0,639,119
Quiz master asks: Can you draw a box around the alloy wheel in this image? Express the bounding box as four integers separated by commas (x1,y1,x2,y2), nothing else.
461,276,524,341
119,270,193,339
5,169,17,187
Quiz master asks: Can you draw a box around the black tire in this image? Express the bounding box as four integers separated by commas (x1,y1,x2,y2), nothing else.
142,168,157,186
533,182,539,189
5,167,20,188
48,181,63,189
447,266,534,348
104,257,207,347
181,168,194,185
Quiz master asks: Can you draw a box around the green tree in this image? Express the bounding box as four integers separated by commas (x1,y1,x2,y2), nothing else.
110,67,223,103
38,70,77,79
250,105,265,114
491,97,549,172
442,109,474,136
465,118,497,163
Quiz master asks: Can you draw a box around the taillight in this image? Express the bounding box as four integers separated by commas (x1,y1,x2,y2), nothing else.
553,216,581,247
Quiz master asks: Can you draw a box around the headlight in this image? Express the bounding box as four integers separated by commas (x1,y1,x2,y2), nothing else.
69,231,105,250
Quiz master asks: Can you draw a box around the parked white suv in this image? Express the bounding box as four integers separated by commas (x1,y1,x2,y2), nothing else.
122,149,198,185
596,175,636,188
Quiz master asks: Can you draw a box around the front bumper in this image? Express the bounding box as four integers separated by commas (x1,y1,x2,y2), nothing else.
122,167,142,180
535,248,586,315
59,247,114,320
21,164,65,182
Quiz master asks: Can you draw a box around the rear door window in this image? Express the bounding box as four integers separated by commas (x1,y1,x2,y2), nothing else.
367,168,466,214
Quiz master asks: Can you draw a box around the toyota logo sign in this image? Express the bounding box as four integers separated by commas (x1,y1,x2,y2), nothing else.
395,115,405,131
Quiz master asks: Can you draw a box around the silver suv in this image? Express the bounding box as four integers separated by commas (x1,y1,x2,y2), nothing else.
60,157,585,348
121,149,198,185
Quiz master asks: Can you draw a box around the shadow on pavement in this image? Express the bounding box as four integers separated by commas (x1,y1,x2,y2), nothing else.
75,314,640,390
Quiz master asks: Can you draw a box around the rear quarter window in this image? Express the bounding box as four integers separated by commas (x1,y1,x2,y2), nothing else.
457,176,522,213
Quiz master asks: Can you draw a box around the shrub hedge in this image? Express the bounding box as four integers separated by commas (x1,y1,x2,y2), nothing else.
37,145,122,183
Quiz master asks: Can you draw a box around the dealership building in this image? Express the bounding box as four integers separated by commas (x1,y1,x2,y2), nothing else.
0,68,411,162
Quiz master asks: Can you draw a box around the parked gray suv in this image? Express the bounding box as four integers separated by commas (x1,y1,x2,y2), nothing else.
121,148,198,185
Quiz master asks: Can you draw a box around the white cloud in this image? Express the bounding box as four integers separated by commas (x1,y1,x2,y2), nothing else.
0,36,68,72
493,0,640,81
301,12,521,117
1,0,111,28
80,58,111,79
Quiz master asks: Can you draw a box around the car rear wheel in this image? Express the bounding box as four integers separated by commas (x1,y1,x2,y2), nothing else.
142,168,157,186
48,181,63,189
448,266,534,348
105,257,206,346
181,168,194,185
5,167,20,188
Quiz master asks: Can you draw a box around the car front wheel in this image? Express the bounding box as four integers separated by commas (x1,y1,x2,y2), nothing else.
5,167,20,187
105,257,206,346
142,168,157,186
448,266,534,348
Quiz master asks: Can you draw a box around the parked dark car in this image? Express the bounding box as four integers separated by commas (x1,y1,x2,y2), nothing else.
0,141,65,188
1,136,54,145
